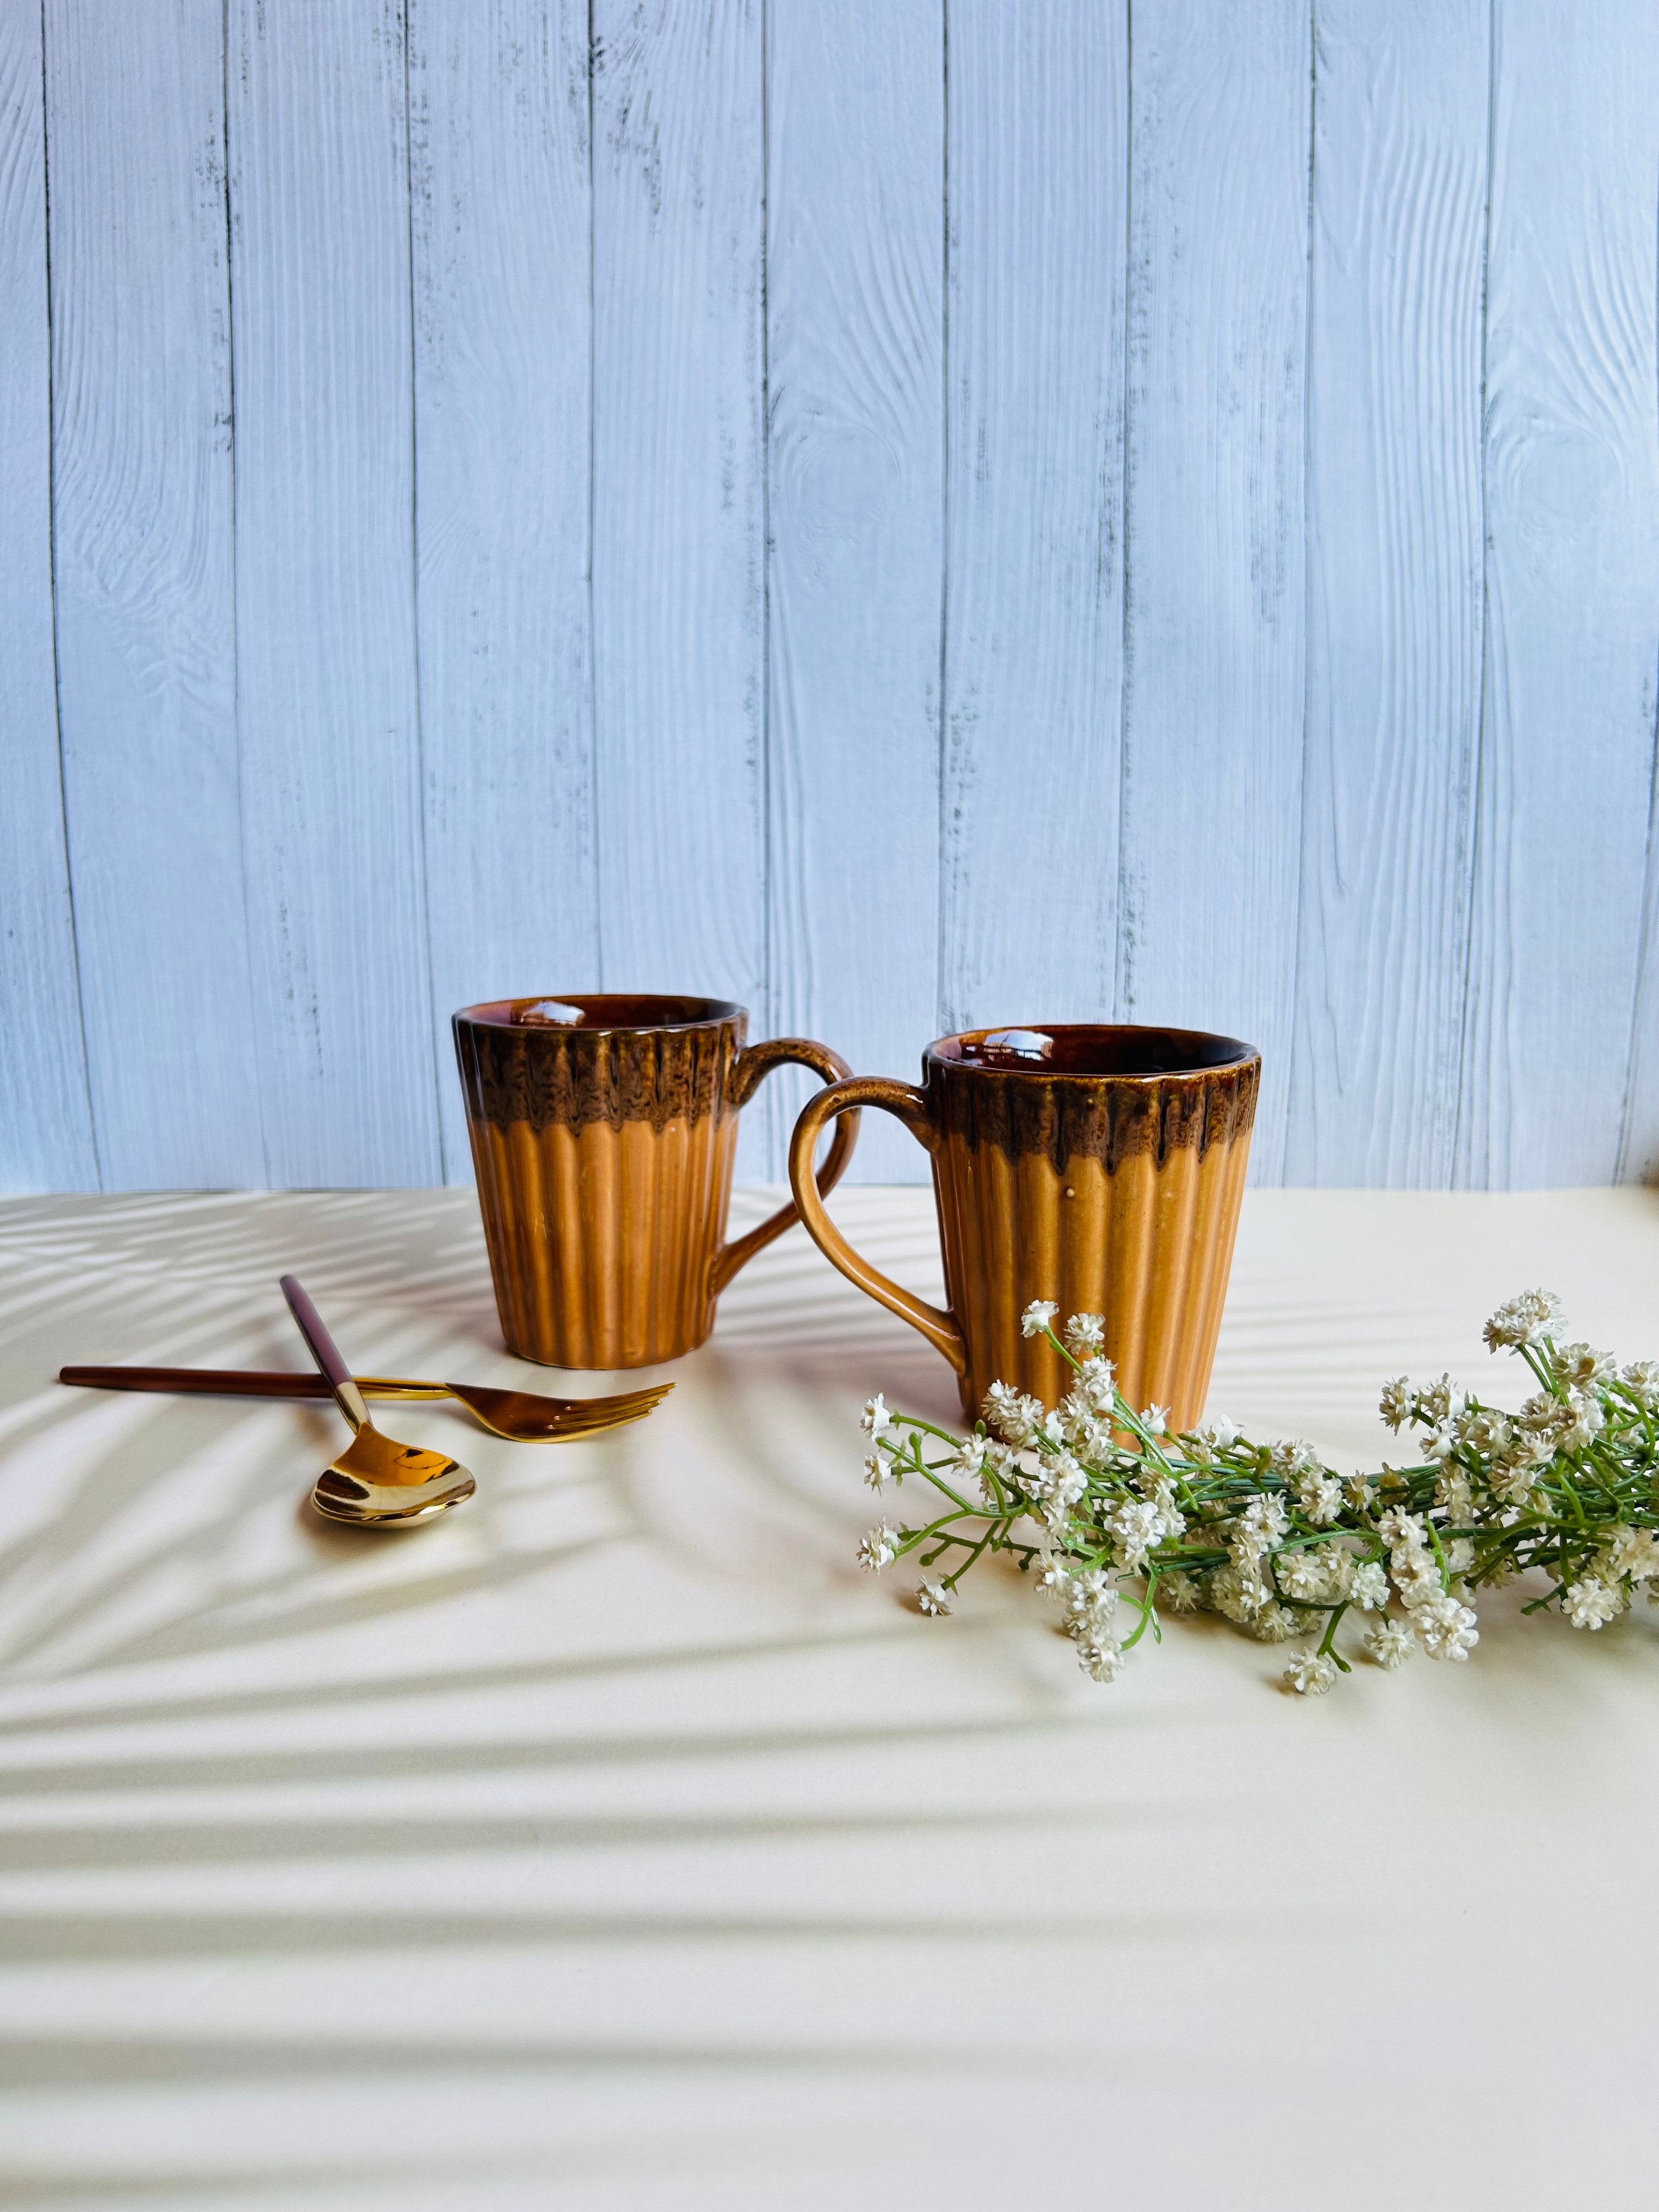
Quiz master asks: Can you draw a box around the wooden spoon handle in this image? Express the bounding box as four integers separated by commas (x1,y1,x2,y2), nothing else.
59,1365,451,1402
280,1276,370,1432
60,1365,333,1398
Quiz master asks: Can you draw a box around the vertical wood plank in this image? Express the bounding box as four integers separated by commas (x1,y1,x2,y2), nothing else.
46,0,264,1189
1620,788,1659,1182
0,0,96,1193
1461,0,1659,1186
409,0,596,1180
1119,0,1311,1181
765,0,942,1181
229,0,441,1188
1286,0,1486,1186
590,0,766,1169
941,0,1127,1046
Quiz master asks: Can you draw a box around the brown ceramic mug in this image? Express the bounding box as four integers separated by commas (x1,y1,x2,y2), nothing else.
787,1024,1260,1429
454,996,857,1368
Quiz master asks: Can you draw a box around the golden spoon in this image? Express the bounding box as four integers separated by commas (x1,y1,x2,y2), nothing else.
281,1274,476,1527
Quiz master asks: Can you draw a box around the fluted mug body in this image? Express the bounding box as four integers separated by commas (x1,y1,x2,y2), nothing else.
454,997,855,1369
787,1025,1260,1431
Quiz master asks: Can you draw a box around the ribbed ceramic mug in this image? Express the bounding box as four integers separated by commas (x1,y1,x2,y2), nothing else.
787,1024,1260,1429
454,996,857,1368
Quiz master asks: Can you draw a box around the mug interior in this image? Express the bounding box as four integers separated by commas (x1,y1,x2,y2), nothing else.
456,994,744,1032
930,1023,1257,1076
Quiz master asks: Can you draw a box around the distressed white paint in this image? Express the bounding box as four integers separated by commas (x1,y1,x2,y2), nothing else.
1459,0,1659,1187
228,0,441,1189
45,0,264,1190
409,0,597,1179
590,0,768,1176
1286,0,1487,1186
765,0,943,1177
3,0,1657,1198
941,1,1127,1046
0,0,95,1194
1118,0,1312,1185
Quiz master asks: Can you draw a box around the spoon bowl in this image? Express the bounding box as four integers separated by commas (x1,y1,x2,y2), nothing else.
312,1423,475,1526
281,1274,478,1531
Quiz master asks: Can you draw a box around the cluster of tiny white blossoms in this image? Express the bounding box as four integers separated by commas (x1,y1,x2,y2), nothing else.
855,1292,1659,1698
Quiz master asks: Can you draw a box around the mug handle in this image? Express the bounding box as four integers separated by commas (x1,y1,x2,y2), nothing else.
708,1037,861,1296
786,1077,968,1378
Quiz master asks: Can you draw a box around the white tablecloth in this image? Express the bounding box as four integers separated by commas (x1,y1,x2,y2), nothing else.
1,1183,1656,2209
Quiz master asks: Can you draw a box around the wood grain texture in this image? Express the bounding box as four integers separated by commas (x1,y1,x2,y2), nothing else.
228,0,441,1189
0,0,95,1194
941,0,1127,1045
1285,0,1486,1186
408,0,597,1181
44,0,263,1190
764,0,942,1181
590,0,767,1186
1118,0,1311,1182
1620,761,1659,1182
1459,0,1659,1187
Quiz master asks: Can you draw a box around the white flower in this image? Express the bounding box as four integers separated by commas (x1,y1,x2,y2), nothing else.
1607,1526,1659,1582
1020,1300,1058,1338
1198,1413,1242,1451
1277,1544,1352,1604
1284,1649,1338,1696
1253,1604,1307,1644
1517,1391,1564,1436
1075,1636,1124,1683
1620,1359,1659,1409
1105,1497,1167,1573
1419,1424,1455,1464
1207,1561,1270,1623
1415,1374,1468,1427
1560,1394,1605,1451
1292,1464,1344,1526
1344,1470,1376,1509
1142,1403,1169,1437
1231,1493,1290,1565
1022,1450,1088,1517
1564,1578,1620,1632
857,1522,898,1573
1364,1618,1415,1669
1412,1593,1479,1662
1032,1555,1071,1602
1443,1537,1475,1575
916,1579,952,1618
1074,1358,1117,1415
861,1394,894,1441
1483,1289,1564,1351
982,1382,1044,1447
862,1451,889,1491
1553,1342,1612,1391
1379,1378,1414,1431
1458,1408,1510,1456
1158,1571,1201,1615
1435,1470,1474,1523
1350,1561,1389,1612
1063,1312,1105,1358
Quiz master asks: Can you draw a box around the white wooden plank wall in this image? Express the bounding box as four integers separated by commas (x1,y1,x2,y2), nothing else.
3,0,1657,1196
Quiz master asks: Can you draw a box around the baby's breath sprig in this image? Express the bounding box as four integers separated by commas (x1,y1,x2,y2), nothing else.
855,1291,1659,1695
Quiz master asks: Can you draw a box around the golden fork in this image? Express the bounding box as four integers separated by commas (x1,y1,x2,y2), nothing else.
59,1362,673,1443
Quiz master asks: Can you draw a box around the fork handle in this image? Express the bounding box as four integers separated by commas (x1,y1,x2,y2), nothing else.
280,1276,371,1432
58,1367,448,1402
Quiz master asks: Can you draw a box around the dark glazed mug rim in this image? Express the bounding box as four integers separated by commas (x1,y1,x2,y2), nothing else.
455,994,746,1036
926,1023,1259,1081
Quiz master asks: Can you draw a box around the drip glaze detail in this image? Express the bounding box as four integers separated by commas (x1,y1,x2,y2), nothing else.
455,1011,745,1135
930,1056,1259,1173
